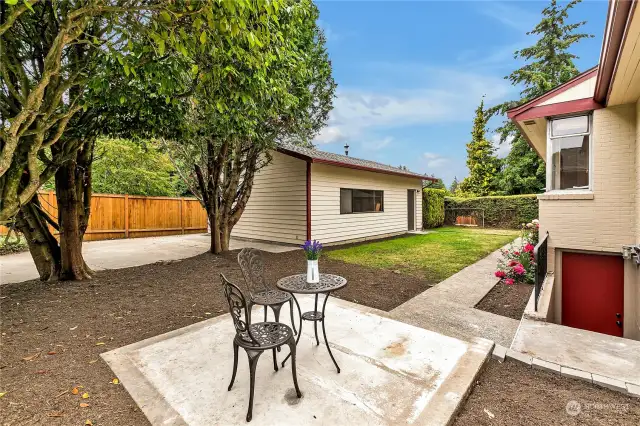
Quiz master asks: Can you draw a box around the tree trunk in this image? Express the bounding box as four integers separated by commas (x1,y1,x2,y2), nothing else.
55,155,93,281
15,198,61,281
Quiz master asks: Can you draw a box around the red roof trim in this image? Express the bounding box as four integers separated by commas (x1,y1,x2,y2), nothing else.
276,147,435,181
516,98,603,121
507,67,599,120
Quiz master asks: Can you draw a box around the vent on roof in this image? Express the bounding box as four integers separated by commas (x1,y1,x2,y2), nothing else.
523,120,536,125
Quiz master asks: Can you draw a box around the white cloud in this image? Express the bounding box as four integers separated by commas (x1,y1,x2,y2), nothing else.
477,2,538,32
314,67,513,147
491,133,514,158
362,136,393,151
423,152,450,168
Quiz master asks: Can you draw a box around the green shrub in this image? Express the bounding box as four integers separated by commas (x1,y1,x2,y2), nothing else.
422,189,446,228
444,194,538,229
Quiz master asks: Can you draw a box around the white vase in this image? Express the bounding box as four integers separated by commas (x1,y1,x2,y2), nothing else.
306,259,319,283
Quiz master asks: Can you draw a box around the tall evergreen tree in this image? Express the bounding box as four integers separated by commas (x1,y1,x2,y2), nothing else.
489,0,593,194
449,176,459,194
458,98,500,196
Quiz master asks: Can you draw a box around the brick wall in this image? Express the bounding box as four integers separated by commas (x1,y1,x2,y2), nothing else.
540,103,637,272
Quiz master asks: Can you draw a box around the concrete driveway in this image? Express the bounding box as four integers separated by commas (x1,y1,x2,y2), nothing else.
0,234,297,285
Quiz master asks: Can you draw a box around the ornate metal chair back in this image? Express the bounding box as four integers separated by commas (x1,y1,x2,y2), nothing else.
220,273,259,345
237,248,268,295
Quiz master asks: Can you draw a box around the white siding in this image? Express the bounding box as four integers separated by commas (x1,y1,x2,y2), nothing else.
310,163,423,244
538,75,596,106
231,151,307,244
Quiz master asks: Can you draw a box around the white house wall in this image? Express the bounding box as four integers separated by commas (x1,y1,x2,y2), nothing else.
231,151,307,244
310,163,423,244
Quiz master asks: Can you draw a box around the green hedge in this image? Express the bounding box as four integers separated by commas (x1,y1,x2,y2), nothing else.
422,189,446,229
444,194,538,229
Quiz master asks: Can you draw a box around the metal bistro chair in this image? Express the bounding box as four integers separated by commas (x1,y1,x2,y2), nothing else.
221,274,302,422
238,248,298,339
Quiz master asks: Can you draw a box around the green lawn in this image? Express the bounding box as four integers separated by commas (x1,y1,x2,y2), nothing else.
326,227,519,283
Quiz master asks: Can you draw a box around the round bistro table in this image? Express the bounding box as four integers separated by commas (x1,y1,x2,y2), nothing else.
276,273,347,373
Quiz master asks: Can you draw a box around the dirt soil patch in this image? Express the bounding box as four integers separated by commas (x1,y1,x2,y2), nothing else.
0,248,430,425
474,281,533,320
454,359,640,426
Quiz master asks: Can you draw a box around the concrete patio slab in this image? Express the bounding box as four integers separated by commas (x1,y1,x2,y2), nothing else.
0,234,297,285
102,295,493,426
512,319,640,386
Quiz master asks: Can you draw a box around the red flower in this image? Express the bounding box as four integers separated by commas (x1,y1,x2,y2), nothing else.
495,270,506,278
524,243,535,253
508,260,518,267
505,278,514,285
513,263,526,275
514,251,520,256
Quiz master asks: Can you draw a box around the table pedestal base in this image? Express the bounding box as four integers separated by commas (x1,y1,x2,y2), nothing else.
281,292,340,373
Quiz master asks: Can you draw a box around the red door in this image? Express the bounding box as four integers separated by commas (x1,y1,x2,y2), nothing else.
562,252,624,337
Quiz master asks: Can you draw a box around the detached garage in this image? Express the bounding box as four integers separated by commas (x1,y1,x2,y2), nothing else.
232,143,434,245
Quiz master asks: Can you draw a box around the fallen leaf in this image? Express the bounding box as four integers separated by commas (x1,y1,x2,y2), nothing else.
71,387,79,395
88,359,98,364
48,411,64,417
22,352,41,361
95,342,105,346
111,378,119,385
69,326,78,331
484,408,495,419
80,403,90,408
47,351,56,355
82,392,89,399
85,420,93,425
0,392,6,398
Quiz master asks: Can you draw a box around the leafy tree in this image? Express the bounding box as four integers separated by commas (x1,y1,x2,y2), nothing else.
458,98,500,196
423,175,446,190
449,176,459,194
489,0,593,195
1,1,257,279
167,0,335,254
90,138,181,196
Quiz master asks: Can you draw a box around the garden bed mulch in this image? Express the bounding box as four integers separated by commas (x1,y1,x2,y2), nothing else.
0,249,432,425
454,359,640,426
474,281,533,320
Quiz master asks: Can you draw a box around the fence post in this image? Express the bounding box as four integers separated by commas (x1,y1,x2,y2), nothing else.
124,194,129,238
180,198,185,234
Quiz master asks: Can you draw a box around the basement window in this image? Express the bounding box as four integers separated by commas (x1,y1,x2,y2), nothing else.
547,114,592,191
340,189,384,214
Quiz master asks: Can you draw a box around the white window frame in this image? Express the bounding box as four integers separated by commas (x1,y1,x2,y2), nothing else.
545,114,593,192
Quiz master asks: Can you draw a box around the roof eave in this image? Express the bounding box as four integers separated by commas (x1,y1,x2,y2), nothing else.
594,0,636,105
276,146,435,181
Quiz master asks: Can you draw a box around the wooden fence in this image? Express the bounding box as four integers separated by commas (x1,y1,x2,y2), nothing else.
1,192,208,241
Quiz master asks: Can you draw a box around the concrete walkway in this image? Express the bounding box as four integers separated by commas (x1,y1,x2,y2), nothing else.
512,318,640,391
0,234,297,285
390,241,522,347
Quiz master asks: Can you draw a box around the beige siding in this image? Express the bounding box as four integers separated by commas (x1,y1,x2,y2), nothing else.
540,104,637,261
538,75,596,106
310,163,423,244
231,151,307,244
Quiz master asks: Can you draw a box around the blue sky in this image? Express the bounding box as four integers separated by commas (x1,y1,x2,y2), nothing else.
313,0,608,185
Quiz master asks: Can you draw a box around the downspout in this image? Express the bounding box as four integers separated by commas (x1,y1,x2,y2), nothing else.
306,161,311,241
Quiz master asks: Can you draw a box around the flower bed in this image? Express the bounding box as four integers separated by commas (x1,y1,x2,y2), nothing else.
495,220,539,286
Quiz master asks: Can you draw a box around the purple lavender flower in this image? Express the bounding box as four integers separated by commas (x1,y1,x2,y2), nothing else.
301,240,323,260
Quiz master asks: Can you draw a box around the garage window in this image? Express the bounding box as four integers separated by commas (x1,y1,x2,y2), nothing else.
340,189,383,214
